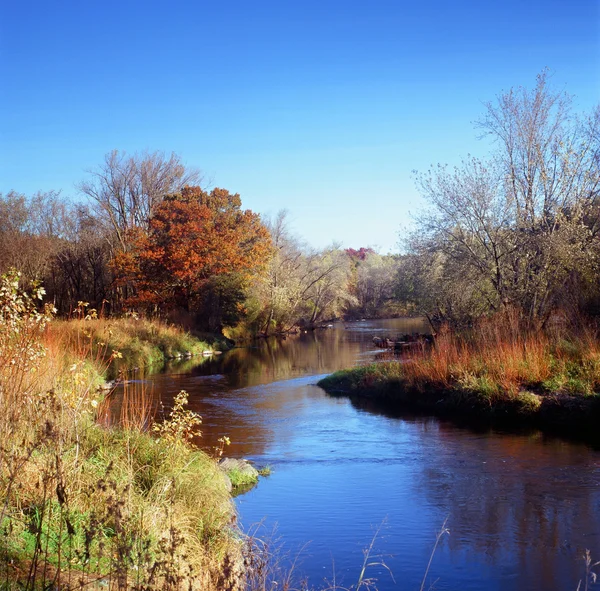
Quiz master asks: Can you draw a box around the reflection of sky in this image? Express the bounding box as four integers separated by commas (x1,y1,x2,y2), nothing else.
147,320,600,590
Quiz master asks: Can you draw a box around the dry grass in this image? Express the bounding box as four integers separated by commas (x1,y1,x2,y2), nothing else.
0,275,240,591
319,312,600,426
46,314,216,379
400,319,600,399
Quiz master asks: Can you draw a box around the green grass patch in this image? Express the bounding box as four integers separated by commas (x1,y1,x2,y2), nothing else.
318,363,405,395
227,467,259,489
257,466,272,477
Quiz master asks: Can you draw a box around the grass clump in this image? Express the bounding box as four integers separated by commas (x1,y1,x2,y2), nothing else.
319,364,404,396
0,272,241,591
227,468,259,489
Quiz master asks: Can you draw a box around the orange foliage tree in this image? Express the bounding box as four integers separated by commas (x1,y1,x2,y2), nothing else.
112,186,273,321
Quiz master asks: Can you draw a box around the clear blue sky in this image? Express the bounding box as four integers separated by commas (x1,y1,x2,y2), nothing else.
1,0,598,253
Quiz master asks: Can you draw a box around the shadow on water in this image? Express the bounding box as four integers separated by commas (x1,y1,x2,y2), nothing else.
344,393,600,450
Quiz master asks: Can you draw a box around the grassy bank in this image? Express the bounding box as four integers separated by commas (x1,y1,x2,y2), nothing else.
0,277,241,590
318,328,600,440
46,315,229,380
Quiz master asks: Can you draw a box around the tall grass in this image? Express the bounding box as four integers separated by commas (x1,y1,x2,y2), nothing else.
400,317,600,399
319,311,600,425
0,273,240,591
46,313,218,379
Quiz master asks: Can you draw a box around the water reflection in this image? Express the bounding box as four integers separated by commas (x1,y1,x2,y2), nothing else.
148,319,428,456
412,425,600,590
142,319,600,591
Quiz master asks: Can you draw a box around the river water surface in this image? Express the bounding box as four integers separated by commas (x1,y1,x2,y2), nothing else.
144,319,600,591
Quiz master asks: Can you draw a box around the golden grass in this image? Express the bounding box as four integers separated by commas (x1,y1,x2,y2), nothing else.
45,316,215,379
320,313,600,411
421,329,600,398
0,277,239,590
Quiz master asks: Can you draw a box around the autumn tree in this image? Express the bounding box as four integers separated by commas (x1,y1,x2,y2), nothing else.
396,236,492,329
113,186,272,329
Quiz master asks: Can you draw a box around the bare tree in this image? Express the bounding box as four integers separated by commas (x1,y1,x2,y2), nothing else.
0,191,69,285
259,210,304,334
303,248,354,324
256,211,353,333
414,157,519,314
406,72,600,326
79,150,202,250
478,70,600,228
47,205,113,314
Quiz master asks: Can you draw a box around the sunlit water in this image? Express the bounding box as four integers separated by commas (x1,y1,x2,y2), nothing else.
139,319,600,591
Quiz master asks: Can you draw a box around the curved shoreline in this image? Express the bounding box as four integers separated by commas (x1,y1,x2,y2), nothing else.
317,368,600,445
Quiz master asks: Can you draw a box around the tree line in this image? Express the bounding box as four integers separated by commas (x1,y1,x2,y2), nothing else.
5,72,597,335
398,71,600,330
1,152,400,335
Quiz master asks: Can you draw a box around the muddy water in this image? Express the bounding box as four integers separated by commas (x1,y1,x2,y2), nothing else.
144,319,600,590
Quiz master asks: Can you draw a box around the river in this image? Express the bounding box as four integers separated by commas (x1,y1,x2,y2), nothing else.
141,318,600,591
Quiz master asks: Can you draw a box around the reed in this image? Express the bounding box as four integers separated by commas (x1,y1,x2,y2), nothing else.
319,312,600,434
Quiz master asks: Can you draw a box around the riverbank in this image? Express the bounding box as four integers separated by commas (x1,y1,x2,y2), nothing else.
46,316,231,381
317,331,600,442
0,280,243,590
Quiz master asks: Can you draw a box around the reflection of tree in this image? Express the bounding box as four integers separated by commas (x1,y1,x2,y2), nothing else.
416,425,600,590
140,324,371,457
139,318,430,465
111,354,211,379
199,330,366,388
344,396,600,588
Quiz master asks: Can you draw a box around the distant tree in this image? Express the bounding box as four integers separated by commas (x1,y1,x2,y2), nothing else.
0,190,68,286
345,247,375,261
254,211,354,333
47,206,112,314
352,252,399,317
0,191,114,314
256,210,305,334
112,186,272,327
79,150,202,251
303,249,354,324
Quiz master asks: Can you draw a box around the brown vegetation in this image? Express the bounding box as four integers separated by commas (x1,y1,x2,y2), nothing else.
319,313,600,439
0,274,241,591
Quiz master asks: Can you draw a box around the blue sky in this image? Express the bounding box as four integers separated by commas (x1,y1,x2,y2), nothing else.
1,0,598,253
